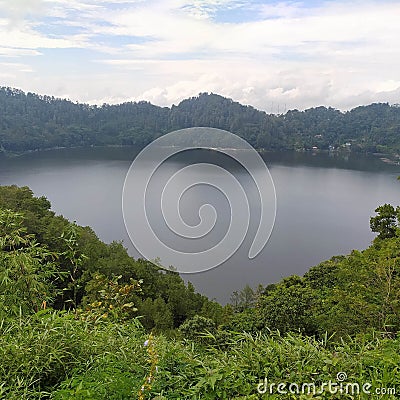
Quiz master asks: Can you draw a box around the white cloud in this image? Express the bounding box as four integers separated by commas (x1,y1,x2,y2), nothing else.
0,0,399,111
0,47,42,57
0,27,88,50
0,0,44,24
259,1,305,18
0,61,33,71
179,0,247,20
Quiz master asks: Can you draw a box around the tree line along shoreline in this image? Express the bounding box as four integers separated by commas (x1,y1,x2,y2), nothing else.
1,86,400,157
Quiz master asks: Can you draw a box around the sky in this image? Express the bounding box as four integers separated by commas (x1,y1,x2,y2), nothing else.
0,0,399,112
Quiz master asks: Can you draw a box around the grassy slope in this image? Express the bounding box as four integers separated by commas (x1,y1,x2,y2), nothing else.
1,312,399,399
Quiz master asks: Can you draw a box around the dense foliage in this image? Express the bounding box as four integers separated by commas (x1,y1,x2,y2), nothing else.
1,185,400,398
224,203,400,339
0,185,222,330
1,87,400,154
2,317,399,399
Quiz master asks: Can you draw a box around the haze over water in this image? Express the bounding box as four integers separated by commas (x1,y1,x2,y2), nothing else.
1,147,400,302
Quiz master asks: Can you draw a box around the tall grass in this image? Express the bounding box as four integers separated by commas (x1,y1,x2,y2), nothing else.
1,314,399,399
0,310,146,399
149,332,400,399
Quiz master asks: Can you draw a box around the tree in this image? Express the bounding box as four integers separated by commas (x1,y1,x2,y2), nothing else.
370,204,398,239
0,209,61,317
179,315,216,341
229,284,256,312
3,86,400,154
257,276,317,335
319,243,400,336
138,297,174,331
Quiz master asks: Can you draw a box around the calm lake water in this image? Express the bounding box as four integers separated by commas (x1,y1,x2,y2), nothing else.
1,147,400,302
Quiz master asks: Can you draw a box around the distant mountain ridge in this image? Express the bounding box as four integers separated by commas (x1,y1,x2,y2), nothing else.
1,86,400,154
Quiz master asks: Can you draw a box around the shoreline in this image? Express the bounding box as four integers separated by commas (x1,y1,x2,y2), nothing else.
1,143,399,166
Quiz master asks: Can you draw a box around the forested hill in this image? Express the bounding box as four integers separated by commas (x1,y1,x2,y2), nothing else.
1,86,400,154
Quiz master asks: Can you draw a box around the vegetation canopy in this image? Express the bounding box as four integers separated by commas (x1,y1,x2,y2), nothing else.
1,87,400,156
1,185,400,398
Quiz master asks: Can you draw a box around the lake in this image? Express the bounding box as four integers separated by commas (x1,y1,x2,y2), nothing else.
1,146,400,303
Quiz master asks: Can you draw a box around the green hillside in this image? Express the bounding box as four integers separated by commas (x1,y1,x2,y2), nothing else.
1,185,400,398
1,87,400,155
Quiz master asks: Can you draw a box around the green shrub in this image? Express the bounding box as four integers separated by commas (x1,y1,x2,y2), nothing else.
179,315,216,341
0,311,145,399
